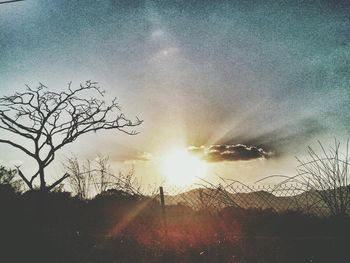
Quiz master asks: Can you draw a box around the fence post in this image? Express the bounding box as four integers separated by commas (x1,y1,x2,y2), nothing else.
159,186,166,214
159,186,167,228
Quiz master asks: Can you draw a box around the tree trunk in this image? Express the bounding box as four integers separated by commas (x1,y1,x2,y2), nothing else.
39,165,46,192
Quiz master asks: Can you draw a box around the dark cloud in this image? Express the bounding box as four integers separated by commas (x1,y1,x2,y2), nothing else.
188,144,271,162
113,144,270,163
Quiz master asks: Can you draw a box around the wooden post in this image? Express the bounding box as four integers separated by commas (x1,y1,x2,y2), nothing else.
159,186,165,214
159,186,167,228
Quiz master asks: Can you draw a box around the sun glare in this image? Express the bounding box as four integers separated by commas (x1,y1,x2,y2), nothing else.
161,148,207,186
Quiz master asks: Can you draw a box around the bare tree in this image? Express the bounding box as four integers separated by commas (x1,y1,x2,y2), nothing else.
93,155,111,194
64,155,112,199
63,155,90,199
64,155,141,198
0,81,142,192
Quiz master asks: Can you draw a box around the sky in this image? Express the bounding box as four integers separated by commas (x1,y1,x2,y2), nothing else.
0,0,349,188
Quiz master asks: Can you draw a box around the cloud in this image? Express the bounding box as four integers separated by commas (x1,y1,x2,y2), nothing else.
110,151,154,163
135,151,154,162
112,144,270,164
188,144,271,162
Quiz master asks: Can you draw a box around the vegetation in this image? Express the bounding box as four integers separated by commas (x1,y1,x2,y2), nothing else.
0,165,22,193
255,139,350,217
295,139,350,216
64,155,141,199
0,81,141,191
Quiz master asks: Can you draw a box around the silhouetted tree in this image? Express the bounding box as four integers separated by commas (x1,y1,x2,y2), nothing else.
0,81,142,192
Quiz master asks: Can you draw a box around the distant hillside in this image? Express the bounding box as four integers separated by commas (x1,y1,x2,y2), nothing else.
162,187,330,216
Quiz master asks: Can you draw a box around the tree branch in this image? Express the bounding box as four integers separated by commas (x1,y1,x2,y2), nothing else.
47,173,70,191
0,139,35,158
15,167,33,190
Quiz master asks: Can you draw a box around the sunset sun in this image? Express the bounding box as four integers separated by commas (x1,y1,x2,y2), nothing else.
161,148,207,186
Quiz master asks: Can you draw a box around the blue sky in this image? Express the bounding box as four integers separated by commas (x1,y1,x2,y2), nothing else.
0,0,349,186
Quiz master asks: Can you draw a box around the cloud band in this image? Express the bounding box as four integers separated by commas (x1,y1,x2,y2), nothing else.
188,144,271,162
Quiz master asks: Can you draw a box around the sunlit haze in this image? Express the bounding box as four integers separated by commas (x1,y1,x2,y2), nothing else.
161,148,207,186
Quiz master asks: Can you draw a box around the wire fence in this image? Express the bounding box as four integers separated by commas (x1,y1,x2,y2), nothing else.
154,182,343,217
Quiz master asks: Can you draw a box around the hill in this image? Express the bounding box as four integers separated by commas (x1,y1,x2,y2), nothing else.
163,186,330,215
